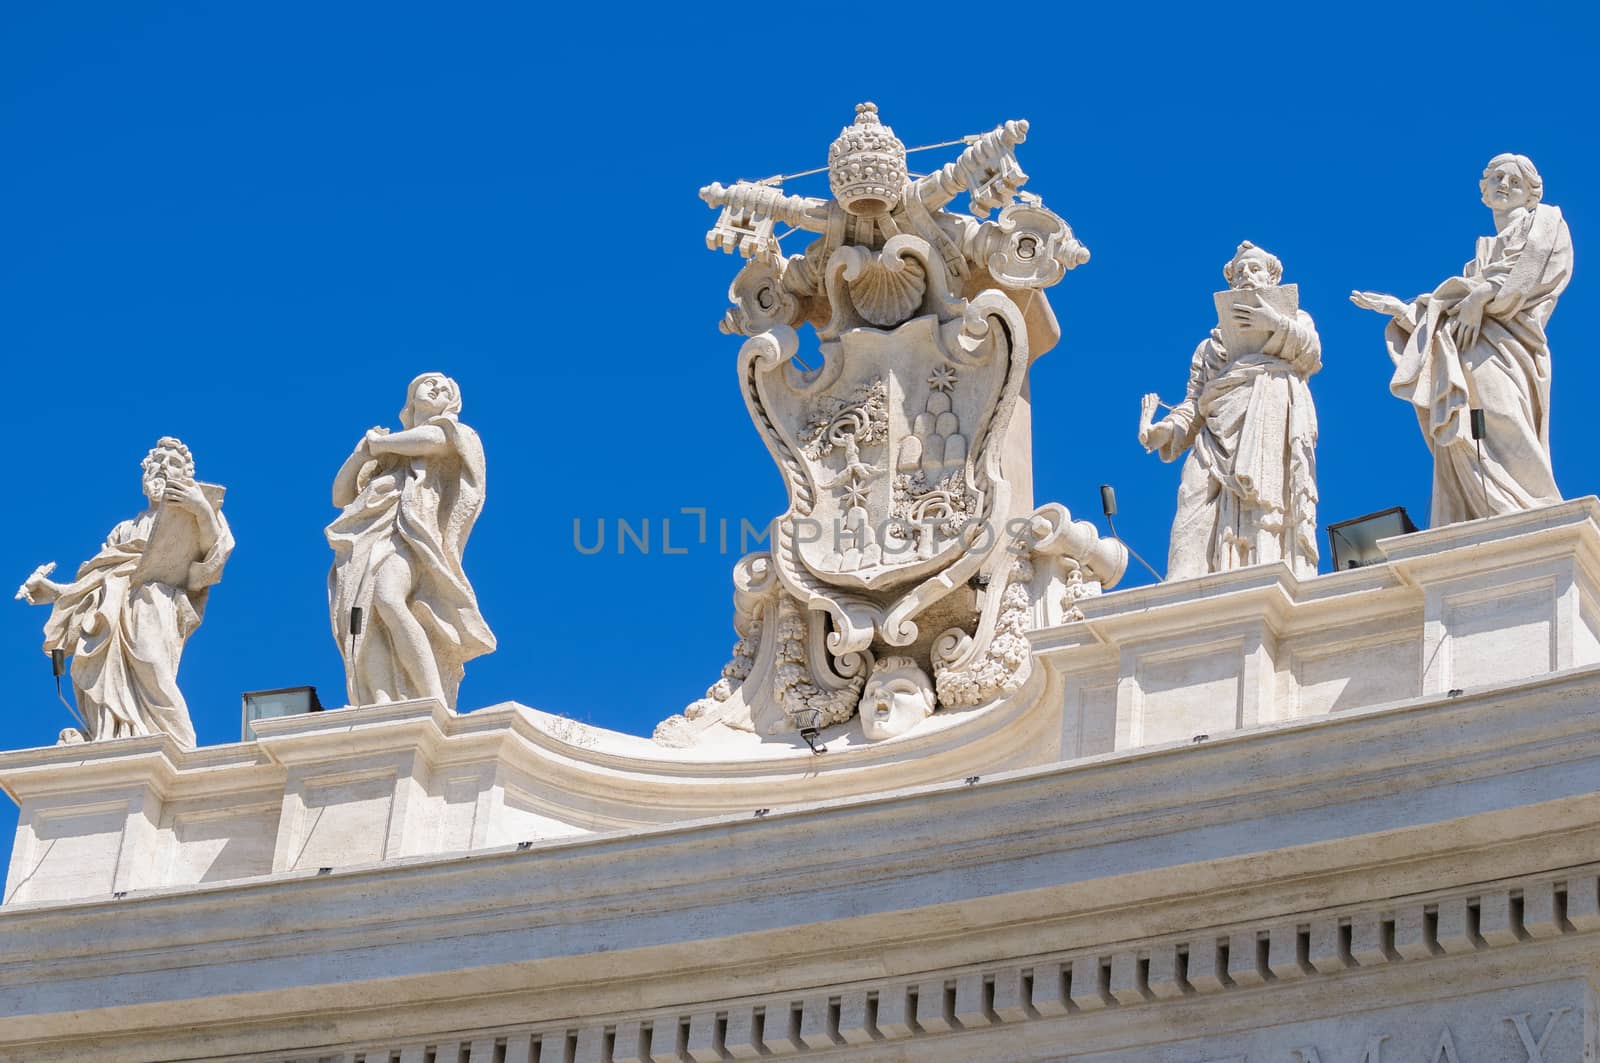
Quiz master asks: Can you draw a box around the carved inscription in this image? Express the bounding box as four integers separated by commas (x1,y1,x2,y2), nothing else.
1220,1008,1573,1062
1290,1037,1387,1063
1062,984,1586,1063
1506,1009,1573,1063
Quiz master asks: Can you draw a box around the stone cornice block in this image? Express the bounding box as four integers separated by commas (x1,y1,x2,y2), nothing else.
1038,498,1600,650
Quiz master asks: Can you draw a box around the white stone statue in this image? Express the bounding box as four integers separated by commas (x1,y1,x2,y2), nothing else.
14,437,233,747
327,372,496,710
1352,154,1572,526
1139,242,1321,579
656,103,1125,748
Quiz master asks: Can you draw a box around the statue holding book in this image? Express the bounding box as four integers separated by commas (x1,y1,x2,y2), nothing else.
1352,154,1572,526
1139,242,1321,579
13,437,233,747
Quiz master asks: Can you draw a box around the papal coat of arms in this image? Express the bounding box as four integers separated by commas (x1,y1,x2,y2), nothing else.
656,104,1126,747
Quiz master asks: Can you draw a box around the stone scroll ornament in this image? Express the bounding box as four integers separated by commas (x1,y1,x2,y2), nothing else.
655,104,1127,747
327,372,496,711
1352,154,1572,527
15,437,234,747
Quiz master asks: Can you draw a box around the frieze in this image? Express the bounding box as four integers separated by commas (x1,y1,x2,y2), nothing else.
220,868,1600,1062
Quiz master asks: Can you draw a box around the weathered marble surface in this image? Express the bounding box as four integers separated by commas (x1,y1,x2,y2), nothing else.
327,372,496,710
13,437,232,747
1353,153,1572,527
1141,242,1320,579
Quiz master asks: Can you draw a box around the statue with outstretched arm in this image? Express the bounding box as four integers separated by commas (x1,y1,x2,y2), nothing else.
15,437,233,747
1352,153,1572,526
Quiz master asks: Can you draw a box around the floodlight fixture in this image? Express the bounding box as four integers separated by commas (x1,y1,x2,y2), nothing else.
241,685,324,741
1326,506,1418,571
1099,483,1163,583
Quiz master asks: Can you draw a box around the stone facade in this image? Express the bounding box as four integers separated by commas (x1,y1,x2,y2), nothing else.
3,501,1600,1060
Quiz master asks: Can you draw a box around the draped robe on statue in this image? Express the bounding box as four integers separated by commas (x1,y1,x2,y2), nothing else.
1154,311,1321,579
1385,203,1572,525
40,508,233,747
326,415,496,709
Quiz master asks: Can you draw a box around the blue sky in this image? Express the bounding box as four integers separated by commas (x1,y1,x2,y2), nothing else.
2,4,1596,863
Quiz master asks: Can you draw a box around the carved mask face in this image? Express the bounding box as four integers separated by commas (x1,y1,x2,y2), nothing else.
1227,251,1277,291
860,659,937,741
1481,163,1532,212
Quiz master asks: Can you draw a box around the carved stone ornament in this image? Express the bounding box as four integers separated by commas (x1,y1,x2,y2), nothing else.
658,104,1125,748
967,194,1092,290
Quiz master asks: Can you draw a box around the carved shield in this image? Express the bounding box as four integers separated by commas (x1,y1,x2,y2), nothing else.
738,238,1030,654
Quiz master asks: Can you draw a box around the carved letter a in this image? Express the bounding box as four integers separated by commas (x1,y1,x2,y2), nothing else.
1428,1029,1462,1063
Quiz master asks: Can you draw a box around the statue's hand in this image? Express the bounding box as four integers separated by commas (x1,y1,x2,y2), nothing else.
1232,301,1287,333
363,426,391,450
1350,290,1410,319
1138,394,1171,450
1139,392,1162,427
1139,422,1172,451
15,562,59,605
1454,285,1491,349
163,478,210,513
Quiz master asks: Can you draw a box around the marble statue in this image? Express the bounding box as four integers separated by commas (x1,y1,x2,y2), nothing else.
1139,242,1321,579
14,437,233,747
327,372,495,710
1352,154,1572,526
656,103,1126,748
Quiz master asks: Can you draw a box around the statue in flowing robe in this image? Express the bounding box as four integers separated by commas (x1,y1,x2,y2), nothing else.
14,437,233,747
1139,242,1321,579
327,372,495,710
1353,153,1572,526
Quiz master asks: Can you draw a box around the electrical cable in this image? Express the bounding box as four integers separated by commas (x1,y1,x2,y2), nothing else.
1100,484,1164,583
50,650,89,734
1106,512,1165,584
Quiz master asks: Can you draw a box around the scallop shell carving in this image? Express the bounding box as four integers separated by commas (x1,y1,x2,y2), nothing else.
847,253,926,328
